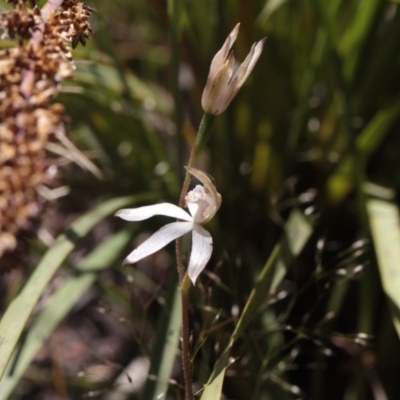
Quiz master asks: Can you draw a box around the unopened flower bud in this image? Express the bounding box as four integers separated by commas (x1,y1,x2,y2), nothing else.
201,23,266,115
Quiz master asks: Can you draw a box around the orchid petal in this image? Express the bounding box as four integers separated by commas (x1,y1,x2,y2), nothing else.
123,221,194,265
116,203,192,222
227,38,266,104
209,23,240,77
188,224,213,284
202,52,235,114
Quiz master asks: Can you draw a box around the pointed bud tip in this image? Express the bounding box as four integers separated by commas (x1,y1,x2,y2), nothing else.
258,37,267,48
227,23,240,45
202,25,266,115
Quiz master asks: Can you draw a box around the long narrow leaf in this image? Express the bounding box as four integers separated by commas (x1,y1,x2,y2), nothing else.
0,230,132,398
142,276,181,400
367,196,400,338
0,194,156,379
327,100,400,203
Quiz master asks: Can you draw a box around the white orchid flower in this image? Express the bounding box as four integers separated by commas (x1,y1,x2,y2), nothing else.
116,167,222,284
201,23,266,115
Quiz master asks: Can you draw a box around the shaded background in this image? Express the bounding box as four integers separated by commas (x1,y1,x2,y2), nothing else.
2,0,400,399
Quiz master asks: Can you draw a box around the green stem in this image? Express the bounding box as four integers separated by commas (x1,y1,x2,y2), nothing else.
175,112,215,400
179,113,216,206
193,113,216,161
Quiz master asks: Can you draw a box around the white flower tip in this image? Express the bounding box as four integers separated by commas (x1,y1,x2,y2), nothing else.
122,257,133,266
115,209,133,220
122,251,139,265
256,37,267,54
222,23,240,55
230,23,240,42
188,274,198,285
244,37,266,75
123,248,145,265
188,264,203,285
188,259,210,284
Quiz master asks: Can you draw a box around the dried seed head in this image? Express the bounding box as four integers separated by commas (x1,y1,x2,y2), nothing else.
5,0,38,5
0,3,40,40
0,0,94,267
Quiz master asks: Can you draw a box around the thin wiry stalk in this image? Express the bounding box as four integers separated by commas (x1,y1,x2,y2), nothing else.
175,113,215,400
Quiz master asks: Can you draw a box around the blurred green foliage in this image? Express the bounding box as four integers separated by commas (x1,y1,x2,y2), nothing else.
2,0,400,399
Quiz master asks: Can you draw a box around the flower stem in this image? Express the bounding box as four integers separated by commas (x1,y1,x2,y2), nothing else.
179,113,215,208
176,112,215,400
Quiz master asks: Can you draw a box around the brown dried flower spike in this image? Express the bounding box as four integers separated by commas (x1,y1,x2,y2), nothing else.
0,0,94,268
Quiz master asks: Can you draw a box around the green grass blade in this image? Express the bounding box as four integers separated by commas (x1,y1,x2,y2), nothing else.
200,210,312,400
340,0,381,55
327,100,400,203
367,196,400,338
339,0,382,82
142,277,181,400
0,194,156,379
0,230,132,398
257,0,289,24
